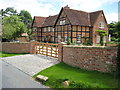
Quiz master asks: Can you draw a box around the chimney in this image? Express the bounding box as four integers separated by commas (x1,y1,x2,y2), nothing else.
64,5,70,9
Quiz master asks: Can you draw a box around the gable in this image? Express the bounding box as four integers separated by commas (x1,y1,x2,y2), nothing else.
94,11,108,28
55,8,71,25
32,16,46,28
64,8,90,26
90,10,107,26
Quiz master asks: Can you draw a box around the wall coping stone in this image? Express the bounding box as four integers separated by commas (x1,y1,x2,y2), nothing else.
63,45,118,49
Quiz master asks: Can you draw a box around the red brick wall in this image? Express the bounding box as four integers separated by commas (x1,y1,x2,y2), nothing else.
1,42,31,53
62,46,118,72
92,12,108,44
16,37,28,42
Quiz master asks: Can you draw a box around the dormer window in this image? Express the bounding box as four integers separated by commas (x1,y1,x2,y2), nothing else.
99,22,104,28
60,20,65,25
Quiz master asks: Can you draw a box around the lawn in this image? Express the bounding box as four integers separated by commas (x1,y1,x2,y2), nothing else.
33,62,118,88
0,52,27,57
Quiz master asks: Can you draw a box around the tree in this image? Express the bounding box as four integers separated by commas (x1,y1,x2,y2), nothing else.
114,22,120,42
108,22,119,41
2,15,27,40
19,10,33,41
96,30,107,46
114,22,120,80
19,10,32,29
0,7,18,17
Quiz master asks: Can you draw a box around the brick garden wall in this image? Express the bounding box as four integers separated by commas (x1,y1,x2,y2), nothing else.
1,42,31,53
62,45,118,72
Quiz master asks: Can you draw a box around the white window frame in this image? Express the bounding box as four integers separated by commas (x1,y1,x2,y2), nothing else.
44,28,46,32
48,27,51,32
60,20,66,25
99,22,104,29
52,28,55,32
52,36,54,42
64,36,67,42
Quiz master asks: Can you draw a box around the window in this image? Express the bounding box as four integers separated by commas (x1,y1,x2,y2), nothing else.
99,22,104,28
42,37,44,41
52,36,54,42
96,36,100,43
60,20,65,25
77,34,81,43
44,28,46,32
58,36,61,42
48,27,50,32
33,27,37,32
64,36,67,42
52,28,55,32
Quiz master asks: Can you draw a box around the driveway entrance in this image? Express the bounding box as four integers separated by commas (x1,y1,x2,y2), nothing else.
2,54,59,76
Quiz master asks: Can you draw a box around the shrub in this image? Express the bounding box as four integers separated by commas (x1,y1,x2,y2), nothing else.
69,81,101,88
100,41,104,46
83,39,92,46
71,41,76,45
67,36,71,45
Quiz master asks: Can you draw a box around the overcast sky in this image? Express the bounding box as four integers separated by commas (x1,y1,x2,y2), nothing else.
0,0,119,23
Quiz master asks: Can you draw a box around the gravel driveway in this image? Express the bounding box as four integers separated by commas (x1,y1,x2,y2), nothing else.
2,54,59,76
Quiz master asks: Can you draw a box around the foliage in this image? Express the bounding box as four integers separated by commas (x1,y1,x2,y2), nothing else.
115,22,120,42
33,62,118,88
71,41,76,45
19,10,33,41
67,36,71,45
108,22,119,42
2,15,27,40
105,41,120,44
96,30,107,46
83,36,87,42
0,7,18,17
1,7,33,41
19,10,32,29
83,39,92,46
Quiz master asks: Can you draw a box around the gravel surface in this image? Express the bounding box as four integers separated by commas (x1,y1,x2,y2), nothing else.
1,54,59,76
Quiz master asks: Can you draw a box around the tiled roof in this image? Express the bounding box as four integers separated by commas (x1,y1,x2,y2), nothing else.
32,16,46,27
32,7,103,27
64,8,91,26
89,10,103,26
42,15,58,27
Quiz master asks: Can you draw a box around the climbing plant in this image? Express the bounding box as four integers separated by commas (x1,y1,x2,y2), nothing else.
96,30,107,46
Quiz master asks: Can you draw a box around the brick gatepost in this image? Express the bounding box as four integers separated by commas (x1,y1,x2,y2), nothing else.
58,42,67,62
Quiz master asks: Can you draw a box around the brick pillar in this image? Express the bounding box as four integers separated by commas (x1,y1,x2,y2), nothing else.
30,41,37,54
58,42,67,62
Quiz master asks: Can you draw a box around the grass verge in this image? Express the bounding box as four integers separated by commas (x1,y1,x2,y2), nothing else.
0,51,27,57
33,62,118,88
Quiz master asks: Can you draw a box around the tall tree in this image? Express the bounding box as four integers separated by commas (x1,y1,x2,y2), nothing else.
0,7,18,17
2,15,27,40
108,22,119,41
19,10,32,29
19,10,33,41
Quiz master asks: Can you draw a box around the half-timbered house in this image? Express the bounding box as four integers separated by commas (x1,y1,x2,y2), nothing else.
31,6,108,44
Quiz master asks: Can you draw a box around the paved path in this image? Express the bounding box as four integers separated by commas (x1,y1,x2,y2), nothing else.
1,54,59,76
1,60,48,88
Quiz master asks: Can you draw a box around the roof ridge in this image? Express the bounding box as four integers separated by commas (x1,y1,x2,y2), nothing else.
89,10,103,13
64,8,88,13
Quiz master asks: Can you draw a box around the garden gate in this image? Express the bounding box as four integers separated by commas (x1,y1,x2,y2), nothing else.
34,43,58,58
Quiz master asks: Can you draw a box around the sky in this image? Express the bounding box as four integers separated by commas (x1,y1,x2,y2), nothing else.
0,0,119,23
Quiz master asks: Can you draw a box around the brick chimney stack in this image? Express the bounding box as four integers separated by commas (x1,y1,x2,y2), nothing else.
64,5,70,9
